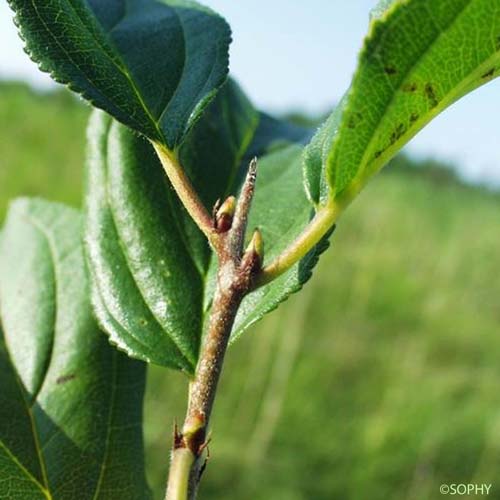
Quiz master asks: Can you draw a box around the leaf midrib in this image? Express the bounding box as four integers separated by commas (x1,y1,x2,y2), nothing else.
91,350,117,500
13,211,65,496
0,440,50,499
1,334,52,498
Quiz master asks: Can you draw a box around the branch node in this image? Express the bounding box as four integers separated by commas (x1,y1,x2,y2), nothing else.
182,412,207,456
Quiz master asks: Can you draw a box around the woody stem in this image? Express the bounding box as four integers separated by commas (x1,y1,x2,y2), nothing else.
165,159,261,500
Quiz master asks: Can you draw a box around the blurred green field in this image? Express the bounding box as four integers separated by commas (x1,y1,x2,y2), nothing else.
2,83,500,500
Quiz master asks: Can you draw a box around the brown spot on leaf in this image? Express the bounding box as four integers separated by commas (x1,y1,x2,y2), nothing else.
384,66,397,75
56,374,76,385
374,150,384,160
425,83,439,108
482,68,495,79
402,82,418,93
347,112,363,129
390,124,406,145
410,113,419,124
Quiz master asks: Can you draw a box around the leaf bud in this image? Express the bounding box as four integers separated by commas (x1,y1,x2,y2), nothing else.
241,228,264,274
215,196,236,232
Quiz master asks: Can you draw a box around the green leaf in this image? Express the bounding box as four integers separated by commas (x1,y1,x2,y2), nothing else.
306,0,500,204
0,199,150,499
85,111,201,373
85,79,326,367
7,0,231,148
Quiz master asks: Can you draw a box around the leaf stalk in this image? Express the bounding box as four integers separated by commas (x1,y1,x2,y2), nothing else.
255,198,344,287
153,143,215,240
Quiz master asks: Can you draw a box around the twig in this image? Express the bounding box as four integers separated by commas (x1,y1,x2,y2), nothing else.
165,159,263,500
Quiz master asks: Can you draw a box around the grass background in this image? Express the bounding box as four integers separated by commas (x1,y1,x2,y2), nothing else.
1,83,500,500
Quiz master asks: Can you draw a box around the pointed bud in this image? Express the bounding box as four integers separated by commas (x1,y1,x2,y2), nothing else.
215,196,236,233
217,196,236,218
247,228,264,261
241,229,264,275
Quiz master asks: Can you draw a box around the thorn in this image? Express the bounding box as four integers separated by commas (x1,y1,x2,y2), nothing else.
230,157,259,255
247,157,258,183
214,196,236,233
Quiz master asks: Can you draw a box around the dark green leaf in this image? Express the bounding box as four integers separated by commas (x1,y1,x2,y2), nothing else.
8,0,231,148
85,112,201,372
306,0,500,204
0,199,150,499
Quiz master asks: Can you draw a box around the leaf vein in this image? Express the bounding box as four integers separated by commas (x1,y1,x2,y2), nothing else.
0,441,50,499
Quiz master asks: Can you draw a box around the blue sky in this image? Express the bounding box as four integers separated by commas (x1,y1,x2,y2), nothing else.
1,0,500,185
